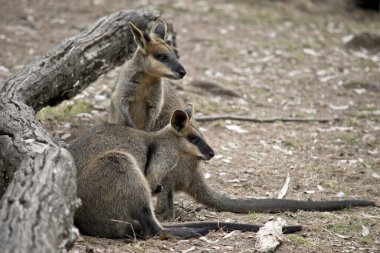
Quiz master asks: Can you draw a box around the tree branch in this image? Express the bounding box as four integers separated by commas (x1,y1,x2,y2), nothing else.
0,8,162,112
195,115,339,123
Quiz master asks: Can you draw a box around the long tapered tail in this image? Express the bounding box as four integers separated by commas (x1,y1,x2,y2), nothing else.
163,221,302,234
188,178,376,213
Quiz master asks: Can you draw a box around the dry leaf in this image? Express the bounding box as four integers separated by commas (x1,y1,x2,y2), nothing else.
223,230,241,239
329,104,349,110
221,158,231,163
303,48,320,57
368,150,378,156
317,126,353,132
277,173,291,199
272,145,293,156
317,185,325,192
342,34,354,43
181,246,196,253
361,225,369,237
354,88,366,95
225,124,248,134
336,233,350,239
199,236,219,244
61,133,71,140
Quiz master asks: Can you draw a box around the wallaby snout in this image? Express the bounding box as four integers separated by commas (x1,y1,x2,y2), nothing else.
205,148,214,160
174,64,186,79
199,144,214,161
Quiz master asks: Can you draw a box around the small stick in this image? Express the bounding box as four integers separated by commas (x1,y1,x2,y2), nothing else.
195,115,339,123
111,219,137,242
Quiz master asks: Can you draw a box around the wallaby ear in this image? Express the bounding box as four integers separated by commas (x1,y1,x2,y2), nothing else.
150,18,167,40
170,109,189,132
183,104,194,120
129,22,150,50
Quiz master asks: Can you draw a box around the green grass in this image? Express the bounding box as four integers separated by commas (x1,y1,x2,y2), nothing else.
359,237,374,245
326,217,362,234
282,139,296,147
287,234,308,245
83,236,100,245
359,103,377,112
334,132,359,146
359,159,374,169
248,211,261,220
313,212,334,222
303,164,335,173
37,100,94,121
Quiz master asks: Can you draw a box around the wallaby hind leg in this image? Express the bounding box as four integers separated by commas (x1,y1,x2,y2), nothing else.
75,150,162,239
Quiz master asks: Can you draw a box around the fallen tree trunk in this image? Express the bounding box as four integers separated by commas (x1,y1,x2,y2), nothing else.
0,8,172,253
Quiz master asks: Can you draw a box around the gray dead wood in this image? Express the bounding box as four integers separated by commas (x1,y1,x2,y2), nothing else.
195,115,339,123
0,8,170,253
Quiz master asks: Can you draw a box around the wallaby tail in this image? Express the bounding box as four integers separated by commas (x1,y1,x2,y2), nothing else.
163,222,302,234
188,177,376,212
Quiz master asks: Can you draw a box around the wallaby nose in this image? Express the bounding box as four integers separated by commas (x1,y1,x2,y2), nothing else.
178,68,186,79
207,150,215,160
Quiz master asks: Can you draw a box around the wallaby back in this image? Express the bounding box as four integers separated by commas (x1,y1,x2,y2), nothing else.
69,108,216,238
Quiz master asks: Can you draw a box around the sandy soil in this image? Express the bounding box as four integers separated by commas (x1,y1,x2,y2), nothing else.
1,0,379,252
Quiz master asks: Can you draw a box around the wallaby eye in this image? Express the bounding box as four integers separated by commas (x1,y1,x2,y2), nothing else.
188,135,201,144
154,53,168,62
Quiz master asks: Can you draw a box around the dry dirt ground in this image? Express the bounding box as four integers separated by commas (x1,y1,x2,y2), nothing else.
1,0,380,252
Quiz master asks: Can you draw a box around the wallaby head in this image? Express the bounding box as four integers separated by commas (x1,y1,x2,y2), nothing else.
169,105,214,161
129,18,186,80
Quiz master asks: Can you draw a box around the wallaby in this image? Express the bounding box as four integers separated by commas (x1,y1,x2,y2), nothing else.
108,19,376,221
69,106,301,239
109,18,186,131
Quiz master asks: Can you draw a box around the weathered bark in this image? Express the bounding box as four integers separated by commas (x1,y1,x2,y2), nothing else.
0,8,172,253
0,99,78,252
0,8,163,111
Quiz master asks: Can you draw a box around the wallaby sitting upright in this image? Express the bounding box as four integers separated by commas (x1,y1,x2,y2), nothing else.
108,18,376,221
69,106,301,239
109,18,186,131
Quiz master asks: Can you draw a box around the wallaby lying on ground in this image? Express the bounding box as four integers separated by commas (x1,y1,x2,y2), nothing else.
69,107,301,238
108,19,376,221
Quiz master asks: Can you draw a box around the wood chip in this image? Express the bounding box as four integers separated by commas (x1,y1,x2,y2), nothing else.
255,217,285,252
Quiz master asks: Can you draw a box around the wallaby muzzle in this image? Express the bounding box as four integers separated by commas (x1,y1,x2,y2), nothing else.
201,147,214,161
170,62,186,79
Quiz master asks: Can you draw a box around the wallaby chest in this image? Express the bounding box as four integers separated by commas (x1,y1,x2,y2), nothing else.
128,80,161,130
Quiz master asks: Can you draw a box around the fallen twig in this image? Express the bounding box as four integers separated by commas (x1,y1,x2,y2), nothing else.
195,115,339,123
